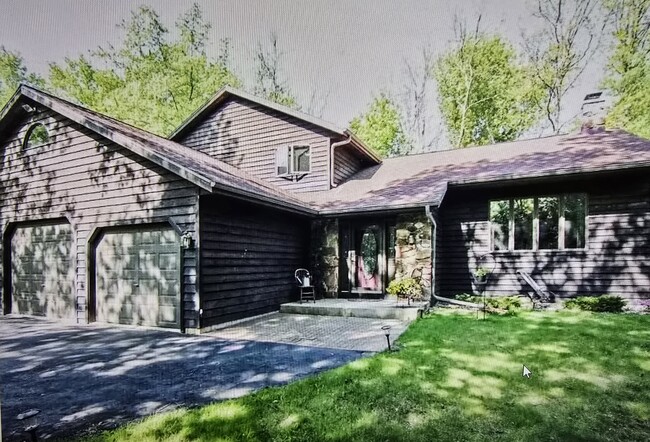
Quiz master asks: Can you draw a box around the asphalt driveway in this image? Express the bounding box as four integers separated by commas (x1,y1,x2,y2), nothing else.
0,316,363,440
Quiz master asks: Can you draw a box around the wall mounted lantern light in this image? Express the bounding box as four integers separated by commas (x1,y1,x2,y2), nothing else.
181,231,194,250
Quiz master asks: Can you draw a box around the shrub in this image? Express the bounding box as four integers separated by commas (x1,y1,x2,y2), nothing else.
453,294,522,313
387,278,423,300
564,295,626,313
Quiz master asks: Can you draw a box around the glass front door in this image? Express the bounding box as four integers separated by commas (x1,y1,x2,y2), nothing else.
339,221,384,296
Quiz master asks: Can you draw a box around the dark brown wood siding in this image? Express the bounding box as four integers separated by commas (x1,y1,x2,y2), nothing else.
0,107,200,329
333,146,365,186
437,171,650,303
199,195,310,327
179,96,333,192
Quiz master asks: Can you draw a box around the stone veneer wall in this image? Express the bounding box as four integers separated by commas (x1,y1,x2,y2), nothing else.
311,213,433,299
392,213,433,298
311,218,339,298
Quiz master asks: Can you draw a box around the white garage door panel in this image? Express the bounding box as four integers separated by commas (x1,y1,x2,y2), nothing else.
95,227,181,328
11,223,75,319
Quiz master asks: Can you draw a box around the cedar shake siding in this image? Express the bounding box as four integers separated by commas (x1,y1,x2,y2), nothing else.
0,108,200,329
437,170,650,303
199,195,310,327
178,96,333,193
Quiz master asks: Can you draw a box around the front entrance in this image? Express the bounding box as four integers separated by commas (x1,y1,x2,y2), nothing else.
339,220,385,297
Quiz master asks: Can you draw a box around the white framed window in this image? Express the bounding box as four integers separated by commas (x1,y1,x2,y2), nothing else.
489,194,587,251
276,145,311,176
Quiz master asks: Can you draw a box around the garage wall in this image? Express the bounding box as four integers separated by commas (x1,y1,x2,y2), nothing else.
0,105,200,329
199,195,310,327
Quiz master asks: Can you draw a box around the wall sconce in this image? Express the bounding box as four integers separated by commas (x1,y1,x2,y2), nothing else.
21,104,37,114
181,231,194,250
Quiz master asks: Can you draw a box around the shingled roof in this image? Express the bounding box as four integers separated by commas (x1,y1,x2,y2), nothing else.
3,85,649,217
304,130,650,214
0,85,315,215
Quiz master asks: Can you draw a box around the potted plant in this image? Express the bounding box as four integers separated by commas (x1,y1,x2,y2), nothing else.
473,267,490,284
386,277,423,304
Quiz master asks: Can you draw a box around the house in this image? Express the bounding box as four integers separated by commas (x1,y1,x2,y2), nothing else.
1,84,648,333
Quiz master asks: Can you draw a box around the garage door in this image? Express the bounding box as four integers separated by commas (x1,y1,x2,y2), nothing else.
11,222,75,319
95,226,180,328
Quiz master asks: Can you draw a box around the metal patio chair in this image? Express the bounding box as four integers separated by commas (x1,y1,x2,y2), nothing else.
295,268,316,303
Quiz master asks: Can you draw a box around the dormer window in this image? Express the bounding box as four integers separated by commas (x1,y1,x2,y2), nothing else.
276,145,311,176
23,123,50,150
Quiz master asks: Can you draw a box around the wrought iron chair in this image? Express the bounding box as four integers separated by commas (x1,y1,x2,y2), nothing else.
295,268,316,303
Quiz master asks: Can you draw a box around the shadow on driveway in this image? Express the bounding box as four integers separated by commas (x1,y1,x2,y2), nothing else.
0,316,362,440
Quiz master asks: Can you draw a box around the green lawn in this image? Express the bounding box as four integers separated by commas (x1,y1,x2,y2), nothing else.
85,311,650,442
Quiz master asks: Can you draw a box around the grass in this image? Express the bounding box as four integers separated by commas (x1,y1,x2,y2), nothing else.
83,310,650,442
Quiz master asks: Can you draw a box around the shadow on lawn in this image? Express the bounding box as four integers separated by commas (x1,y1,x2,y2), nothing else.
91,311,650,442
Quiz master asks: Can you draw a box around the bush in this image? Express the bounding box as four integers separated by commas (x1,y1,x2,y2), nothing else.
453,293,522,313
564,295,626,313
387,278,423,300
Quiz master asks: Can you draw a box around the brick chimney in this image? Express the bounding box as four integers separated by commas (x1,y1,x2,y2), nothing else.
580,91,610,134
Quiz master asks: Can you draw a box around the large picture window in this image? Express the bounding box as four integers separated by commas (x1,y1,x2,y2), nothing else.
489,194,586,251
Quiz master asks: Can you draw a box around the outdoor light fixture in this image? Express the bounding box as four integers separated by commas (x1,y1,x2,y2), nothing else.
181,231,194,250
17,409,40,442
21,104,37,114
381,325,392,352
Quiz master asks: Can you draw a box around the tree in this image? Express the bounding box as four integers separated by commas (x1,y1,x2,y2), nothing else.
400,48,439,152
602,0,650,138
349,93,410,157
49,4,240,136
434,21,542,148
254,34,299,108
525,0,605,134
0,47,44,107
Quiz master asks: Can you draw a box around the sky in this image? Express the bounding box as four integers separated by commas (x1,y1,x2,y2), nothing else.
1,0,610,149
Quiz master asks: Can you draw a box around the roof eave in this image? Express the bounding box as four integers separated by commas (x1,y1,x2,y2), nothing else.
20,85,217,192
169,86,348,141
344,130,382,164
448,162,650,188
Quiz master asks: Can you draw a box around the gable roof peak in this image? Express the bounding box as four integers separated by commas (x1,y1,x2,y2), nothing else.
168,85,382,164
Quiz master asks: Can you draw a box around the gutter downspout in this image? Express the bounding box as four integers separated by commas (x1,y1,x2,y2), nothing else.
425,204,479,308
330,136,352,188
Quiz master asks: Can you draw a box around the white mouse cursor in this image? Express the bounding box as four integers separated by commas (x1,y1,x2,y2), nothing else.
522,365,532,379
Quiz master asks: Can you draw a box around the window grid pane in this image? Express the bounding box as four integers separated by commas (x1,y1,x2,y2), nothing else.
564,194,586,248
538,197,559,249
490,200,510,251
513,198,534,250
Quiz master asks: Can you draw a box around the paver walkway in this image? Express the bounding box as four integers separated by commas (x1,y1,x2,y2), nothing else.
205,312,409,352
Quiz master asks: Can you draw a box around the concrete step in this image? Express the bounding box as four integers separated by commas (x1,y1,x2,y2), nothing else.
280,300,427,321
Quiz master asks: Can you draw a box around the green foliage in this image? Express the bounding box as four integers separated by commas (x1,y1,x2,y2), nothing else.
48,4,241,136
386,277,423,299
564,295,626,313
434,34,542,148
88,312,650,442
602,0,650,138
473,267,490,278
349,93,411,157
0,46,44,108
455,293,522,313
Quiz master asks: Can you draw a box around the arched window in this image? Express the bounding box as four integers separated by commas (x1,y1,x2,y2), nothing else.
23,123,50,150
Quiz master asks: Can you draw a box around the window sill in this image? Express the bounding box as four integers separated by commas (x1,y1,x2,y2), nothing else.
490,248,588,255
